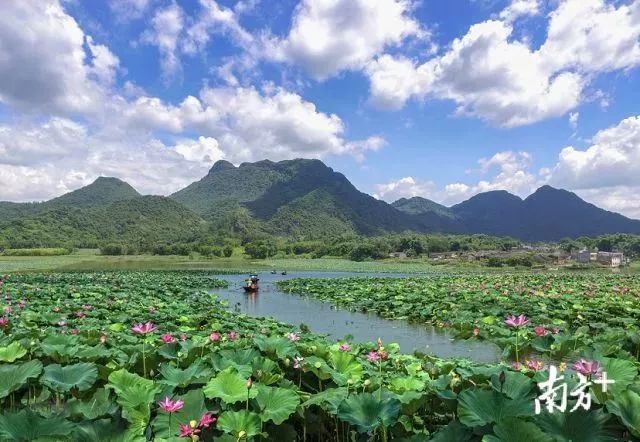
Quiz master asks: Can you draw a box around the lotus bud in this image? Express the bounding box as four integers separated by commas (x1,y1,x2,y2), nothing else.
347,379,354,385
284,358,290,366
246,378,253,389
363,379,371,386
238,431,247,439
149,369,154,377
314,362,321,369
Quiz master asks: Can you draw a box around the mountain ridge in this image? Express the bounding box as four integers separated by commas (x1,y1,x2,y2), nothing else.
1,158,639,243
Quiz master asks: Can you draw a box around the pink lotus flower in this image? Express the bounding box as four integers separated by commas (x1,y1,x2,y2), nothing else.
573,359,601,377
367,351,381,363
4,305,12,314
70,329,80,335
158,397,185,413
526,359,545,371
18,300,26,309
339,343,351,352
510,361,523,370
100,333,108,344
473,327,480,336
199,413,216,428
227,331,238,340
131,322,158,334
504,314,529,328
161,333,177,344
179,423,200,438
287,332,300,342
75,311,86,319
0,317,8,328
378,350,389,361
552,327,561,334
209,331,221,342
180,333,187,342
534,326,548,337
293,356,304,369
53,306,61,313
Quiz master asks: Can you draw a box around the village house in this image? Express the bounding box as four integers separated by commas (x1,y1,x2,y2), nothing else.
572,250,591,264
596,251,624,267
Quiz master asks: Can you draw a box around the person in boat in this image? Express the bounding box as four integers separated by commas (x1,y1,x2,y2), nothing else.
244,274,259,291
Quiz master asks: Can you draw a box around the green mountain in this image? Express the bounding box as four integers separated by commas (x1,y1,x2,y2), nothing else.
1,159,639,246
394,186,640,241
171,159,445,237
392,197,454,218
0,177,140,225
0,196,206,249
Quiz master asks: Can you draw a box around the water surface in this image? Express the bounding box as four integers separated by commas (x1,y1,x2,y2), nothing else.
212,271,500,363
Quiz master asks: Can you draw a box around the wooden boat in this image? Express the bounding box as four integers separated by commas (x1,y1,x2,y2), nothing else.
243,274,259,292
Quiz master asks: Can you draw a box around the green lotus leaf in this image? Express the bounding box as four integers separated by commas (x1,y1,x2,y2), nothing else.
158,361,212,388
329,351,363,385
107,369,161,438
203,368,257,404
0,409,74,441
535,409,616,442
302,387,349,415
255,384,300,425
0,342,27,363
152,389,207,439
42,362,98,392
68,388,118,420
40,334,80,360
337,392,401,433
484,417,553,442
606,389,640,437
73,418,128,442
390,376,426,393
490,370,535,399
76,345,112,361
252,357,282,385
254,335,296,359
0,359,43,398
594,358,638,396
430,421,472,442
457,389,533,427
217,410,262,439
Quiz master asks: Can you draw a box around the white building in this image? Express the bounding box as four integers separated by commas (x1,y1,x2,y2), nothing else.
597,252,624,267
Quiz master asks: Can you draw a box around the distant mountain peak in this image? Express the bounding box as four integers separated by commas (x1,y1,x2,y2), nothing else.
48,176,140,208
208,160,235,174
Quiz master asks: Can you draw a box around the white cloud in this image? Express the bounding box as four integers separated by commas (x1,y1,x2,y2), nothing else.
569,112,580,129
374,177,435,201
141,2,185,78
0,0,107,114
0,0,383,202
183,0,253,55
266,0,424,80
109,0,154,21
550,115,640,190
499,0,541,22
374,151,539,205
367,0,640,127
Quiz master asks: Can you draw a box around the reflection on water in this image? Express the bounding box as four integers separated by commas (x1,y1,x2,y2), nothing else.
212,271,500,363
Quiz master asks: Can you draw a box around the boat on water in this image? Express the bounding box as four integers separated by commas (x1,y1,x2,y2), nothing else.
243,274,260,292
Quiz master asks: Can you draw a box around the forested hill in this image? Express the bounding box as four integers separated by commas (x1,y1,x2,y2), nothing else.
1,159,639,246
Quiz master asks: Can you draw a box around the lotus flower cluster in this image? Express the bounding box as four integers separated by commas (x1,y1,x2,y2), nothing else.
573,359,601,377
178,413,217,438
0,317,8,328
525,359,545,371
131,322,158,334
534,326,548,336
287,332,300,342
339,343,351,352
504,314,529,328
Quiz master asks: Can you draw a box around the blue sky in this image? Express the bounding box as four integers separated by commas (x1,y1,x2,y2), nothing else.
1,0,639,217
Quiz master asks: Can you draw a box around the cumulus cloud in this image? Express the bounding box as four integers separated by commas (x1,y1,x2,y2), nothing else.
374,177,435,201
0,0,383,202
367,0,640,127
141,2,185,78
0,0,110,114
550,115,640,190
374,151,539,205
265,0,424,80
499,0,541,22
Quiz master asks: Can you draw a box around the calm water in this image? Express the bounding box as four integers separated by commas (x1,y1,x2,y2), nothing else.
211,271,500,363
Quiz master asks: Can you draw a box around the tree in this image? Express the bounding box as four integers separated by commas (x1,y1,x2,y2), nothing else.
223,245,233,257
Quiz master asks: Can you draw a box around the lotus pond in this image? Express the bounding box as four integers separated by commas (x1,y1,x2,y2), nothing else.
0,271,639,441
